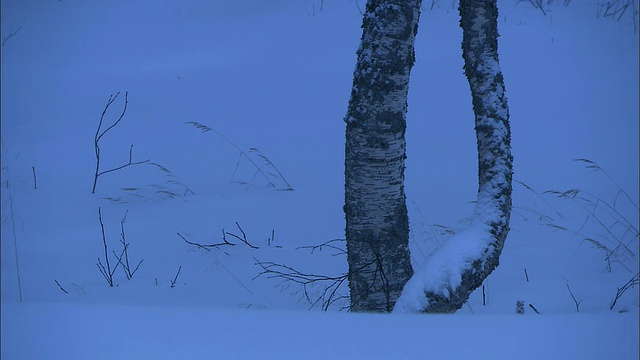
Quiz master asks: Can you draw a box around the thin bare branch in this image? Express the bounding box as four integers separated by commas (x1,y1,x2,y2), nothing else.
610,271,640,310
170,266,182,288
2,27,22,46
54,280,68,294
225,222,259,249
253,258,349,311
296,238,346,256
565,283,582,312
97,92,129,142
178,231,235,251
96,207,115,286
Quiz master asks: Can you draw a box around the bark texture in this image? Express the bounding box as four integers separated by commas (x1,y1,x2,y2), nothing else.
428,0,513,312
393,0,513,313
344,0,422,312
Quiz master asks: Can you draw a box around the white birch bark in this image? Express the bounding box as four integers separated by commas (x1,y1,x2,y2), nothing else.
394,0,513,313
344,0,422,312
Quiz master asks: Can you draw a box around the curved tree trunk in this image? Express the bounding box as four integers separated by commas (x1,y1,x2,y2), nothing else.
394,0,512,313
344,0,422,312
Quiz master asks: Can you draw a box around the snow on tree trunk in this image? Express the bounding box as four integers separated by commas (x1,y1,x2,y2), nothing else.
344,0,422,312
394,0,513,313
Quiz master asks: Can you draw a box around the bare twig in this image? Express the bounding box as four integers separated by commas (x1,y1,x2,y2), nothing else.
170,266,182,288
116,211,144,280
225,222,259,249
610,271,640,310
529,303,541,314
268,229,275,246
178,231,235,251
97,208,114,286
296,238,346,256
566,283,582,312
92,92,149,193
54,280,68,294
96,207,125,287
482,285,486,305
2,27,22,46
96,144,150,178
253,258,348,311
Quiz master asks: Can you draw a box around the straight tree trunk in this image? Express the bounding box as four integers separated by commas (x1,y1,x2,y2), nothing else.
344,0,422,312
394,0,513,313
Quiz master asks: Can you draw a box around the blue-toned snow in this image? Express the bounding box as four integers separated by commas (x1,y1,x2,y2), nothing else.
1,1,638,359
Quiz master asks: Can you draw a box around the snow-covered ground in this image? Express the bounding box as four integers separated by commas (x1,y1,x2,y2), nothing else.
1,0,638,358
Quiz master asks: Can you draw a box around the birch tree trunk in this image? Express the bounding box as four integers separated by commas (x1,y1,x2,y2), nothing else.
394,0,513,313
344,0,422,312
